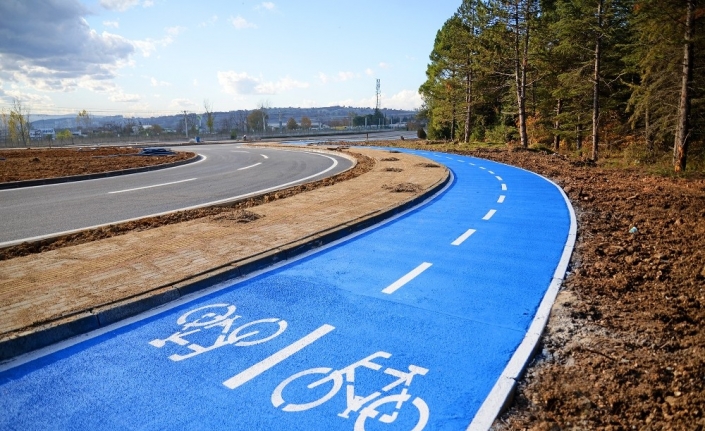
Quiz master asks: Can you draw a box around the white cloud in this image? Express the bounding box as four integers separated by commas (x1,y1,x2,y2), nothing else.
193,79,199,87
318,72,329,84
256,2,276,11
218,71,308,95
365,68,374,76
169,98,197,110
150,77,170,87
230,16,257,30
199,15,219,27
109,91,141,103
103,21,120,29
100,0,139,11
379,62,391,69
337,71,356,81
131,27,183,57
384,90,422,110
0,1,135,94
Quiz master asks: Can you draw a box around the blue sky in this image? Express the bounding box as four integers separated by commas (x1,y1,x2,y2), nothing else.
0,0,461,116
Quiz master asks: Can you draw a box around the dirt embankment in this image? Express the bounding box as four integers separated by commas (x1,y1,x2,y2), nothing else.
0,146,195,183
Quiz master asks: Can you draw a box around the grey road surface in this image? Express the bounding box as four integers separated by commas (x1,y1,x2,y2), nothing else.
0,144,353,245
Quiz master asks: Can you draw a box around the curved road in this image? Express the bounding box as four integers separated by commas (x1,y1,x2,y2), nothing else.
0,144,353,245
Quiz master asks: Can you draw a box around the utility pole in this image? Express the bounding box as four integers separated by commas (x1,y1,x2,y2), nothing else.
183,111,188,138
375,79,381,111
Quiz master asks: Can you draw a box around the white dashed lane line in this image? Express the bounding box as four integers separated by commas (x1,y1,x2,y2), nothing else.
238,162,262,171
502,184,507,191
109,178,197,194
498,195,506,203
482,209,497,220
382,262,433,294
451,229,477,246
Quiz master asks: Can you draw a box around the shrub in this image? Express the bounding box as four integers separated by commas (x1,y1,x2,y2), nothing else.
417,127,427,139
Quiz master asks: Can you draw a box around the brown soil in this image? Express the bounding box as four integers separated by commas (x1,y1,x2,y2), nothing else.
0,148,374,260
4,140,704,429
0,146,195,183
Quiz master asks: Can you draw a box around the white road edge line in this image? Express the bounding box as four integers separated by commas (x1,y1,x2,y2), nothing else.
451,229,476,246
238,162,262,171
467,162,578,431
382,262,433,294
498,195,506,203
109,178,197,194
482,209,497,220
223,324,335,390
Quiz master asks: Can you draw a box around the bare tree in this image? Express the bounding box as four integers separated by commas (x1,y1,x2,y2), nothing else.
203,100,215,134
8,98,30,147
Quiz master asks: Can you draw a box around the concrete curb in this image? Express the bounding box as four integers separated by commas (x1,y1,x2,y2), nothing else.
0,168,450,362
466,164,577,431
0,153,202,190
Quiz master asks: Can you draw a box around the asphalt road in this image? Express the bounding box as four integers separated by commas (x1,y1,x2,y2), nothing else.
0,144,353,245
0,148,574,430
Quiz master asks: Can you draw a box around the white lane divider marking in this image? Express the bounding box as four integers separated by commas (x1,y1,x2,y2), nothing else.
469,163,475,166
501,184,507,191
382,262,433,294
498,195,506,203
496,176,503,181
483,209,497,220
109,178,197,194
451,229,477,246
238,162,262,171
488,170,495,174
223,324,335,390
479,167,486,170
261,154,269,159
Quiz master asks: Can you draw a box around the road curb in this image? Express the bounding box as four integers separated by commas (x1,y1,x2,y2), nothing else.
0,153,202,190
0,167,450,362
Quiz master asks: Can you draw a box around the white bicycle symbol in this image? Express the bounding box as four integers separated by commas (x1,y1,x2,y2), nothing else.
149,303,287,361
271,351,429,431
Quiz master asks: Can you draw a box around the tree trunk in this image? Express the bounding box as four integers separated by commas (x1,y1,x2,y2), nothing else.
514,2,530,148
553,98,562,150
591,0,603,162
673,0,695,172
464,69,472,143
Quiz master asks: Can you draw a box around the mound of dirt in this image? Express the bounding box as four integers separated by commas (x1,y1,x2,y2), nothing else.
0,147,195,183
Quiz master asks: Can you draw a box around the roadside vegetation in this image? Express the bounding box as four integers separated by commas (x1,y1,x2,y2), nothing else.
419,0,704,175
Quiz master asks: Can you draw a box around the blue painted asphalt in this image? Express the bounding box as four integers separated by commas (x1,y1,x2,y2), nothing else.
0,150,572,431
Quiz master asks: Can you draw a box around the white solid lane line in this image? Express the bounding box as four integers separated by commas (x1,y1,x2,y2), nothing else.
109,178,197,194
223,324,335,390
498,195,506,203
452,229,477,246
238,162,262,171
483,209,497,220
382,262,433,294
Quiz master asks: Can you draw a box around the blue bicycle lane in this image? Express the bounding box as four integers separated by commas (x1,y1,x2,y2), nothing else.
0,149,574,431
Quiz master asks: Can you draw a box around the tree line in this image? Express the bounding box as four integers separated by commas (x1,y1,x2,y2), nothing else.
420,0,703,171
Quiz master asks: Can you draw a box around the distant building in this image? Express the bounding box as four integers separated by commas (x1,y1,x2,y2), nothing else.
30,128,56,140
